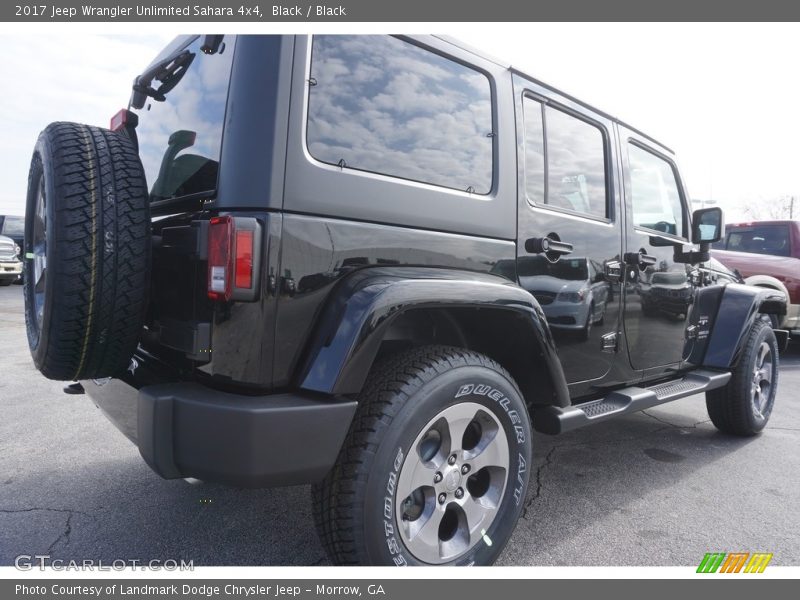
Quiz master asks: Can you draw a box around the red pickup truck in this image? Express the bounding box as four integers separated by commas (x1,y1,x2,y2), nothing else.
712,220,800,334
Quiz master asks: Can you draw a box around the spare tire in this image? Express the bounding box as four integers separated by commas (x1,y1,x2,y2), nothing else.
24,122,150,380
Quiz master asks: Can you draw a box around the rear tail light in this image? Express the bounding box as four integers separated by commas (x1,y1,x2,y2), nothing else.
110,108,138,133
207,216,261,302
208,216,234,301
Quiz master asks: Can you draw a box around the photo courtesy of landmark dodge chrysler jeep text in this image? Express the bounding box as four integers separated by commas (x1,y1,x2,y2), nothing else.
23,35,786,566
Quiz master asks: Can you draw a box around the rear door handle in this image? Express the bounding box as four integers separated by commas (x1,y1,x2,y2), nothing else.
525,235,574,259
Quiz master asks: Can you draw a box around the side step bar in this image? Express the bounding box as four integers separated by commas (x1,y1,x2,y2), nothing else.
533,369,731,435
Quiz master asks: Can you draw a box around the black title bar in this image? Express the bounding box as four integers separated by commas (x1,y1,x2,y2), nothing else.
4,0,800,21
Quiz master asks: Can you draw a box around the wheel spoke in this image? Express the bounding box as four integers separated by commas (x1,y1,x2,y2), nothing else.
468,430,507,472
462,498,493,547
34,266,46,292
396,453,436,501
758,367,772,385
405,505,445,561
442,409,478,457
757,343,770,369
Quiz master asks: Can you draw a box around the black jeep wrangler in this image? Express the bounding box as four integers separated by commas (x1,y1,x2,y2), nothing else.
23,35,786,566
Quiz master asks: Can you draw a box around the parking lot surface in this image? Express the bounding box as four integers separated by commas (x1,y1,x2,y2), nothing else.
1,283,798,566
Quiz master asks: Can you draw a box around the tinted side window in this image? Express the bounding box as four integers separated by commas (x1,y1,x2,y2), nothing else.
133,36,234,202
628,143,685,237
307,35,493,194
522,97,545,205
726,226,791,257
545,107,607,218
522,98,607,218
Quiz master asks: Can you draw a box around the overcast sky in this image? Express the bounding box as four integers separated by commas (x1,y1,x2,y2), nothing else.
1,24,798,220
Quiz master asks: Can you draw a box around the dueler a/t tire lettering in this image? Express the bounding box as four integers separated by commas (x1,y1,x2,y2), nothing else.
24,122,150,380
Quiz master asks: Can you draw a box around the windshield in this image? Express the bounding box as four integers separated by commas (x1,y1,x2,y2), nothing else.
1,216,23,236
132,36,235,202
725,225,791,257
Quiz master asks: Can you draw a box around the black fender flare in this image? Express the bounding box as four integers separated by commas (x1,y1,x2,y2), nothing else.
296,267,570,407
703,283,786,369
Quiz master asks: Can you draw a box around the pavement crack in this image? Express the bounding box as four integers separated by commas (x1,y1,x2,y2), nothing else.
641,410,710,430
0,507,91,556
46,512,74,555
640,410,681,428
0,507,90,517
522,446,557,521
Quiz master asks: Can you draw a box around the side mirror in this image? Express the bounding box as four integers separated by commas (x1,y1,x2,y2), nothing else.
692,207,724,244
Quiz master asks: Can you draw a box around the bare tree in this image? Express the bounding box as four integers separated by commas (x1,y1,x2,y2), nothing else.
738,195,796,221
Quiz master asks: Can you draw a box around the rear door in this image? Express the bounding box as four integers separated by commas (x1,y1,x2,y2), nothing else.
618,127,699,374
512,75,624,394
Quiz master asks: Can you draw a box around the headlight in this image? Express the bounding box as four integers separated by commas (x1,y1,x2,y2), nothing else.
14,244,21,257
557,289,586,303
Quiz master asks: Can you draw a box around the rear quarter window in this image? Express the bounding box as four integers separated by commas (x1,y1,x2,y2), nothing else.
133,36,235,202
306,35,494,194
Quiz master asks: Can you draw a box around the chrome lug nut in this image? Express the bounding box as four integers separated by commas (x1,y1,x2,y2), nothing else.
433,472,443,484
447,454,457,465
455,487,464,499
438,493,447,505
461,464,470,475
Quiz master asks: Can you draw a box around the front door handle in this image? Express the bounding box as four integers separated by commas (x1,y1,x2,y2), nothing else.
525,235,574,259
624,249,657,267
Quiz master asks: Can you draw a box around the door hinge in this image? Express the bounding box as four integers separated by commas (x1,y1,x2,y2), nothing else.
281,276,297,297
604,260,623,282
601,331,619,353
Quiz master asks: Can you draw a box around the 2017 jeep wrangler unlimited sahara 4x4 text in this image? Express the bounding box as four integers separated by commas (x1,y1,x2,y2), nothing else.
23,35,786,566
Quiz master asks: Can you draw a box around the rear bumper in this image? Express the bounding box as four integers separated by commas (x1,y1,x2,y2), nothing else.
84,377,357,488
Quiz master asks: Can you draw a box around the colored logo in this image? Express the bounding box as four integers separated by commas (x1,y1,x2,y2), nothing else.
697,552,773,573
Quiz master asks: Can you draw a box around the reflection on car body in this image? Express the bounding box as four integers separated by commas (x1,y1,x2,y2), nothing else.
638,269,692,319
515,255,610,338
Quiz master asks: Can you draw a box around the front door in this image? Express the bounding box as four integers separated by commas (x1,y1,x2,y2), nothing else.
513,76,624,392
618,127,698,374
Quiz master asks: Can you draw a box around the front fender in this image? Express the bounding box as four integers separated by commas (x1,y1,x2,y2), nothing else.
296,267,569,406
703,283,786,369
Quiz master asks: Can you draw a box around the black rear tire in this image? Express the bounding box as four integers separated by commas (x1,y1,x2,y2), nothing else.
312,345,532,566
24,122,150,381
706,318,779,436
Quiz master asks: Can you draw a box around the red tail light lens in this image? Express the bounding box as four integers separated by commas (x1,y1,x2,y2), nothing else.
110,108,128,132
207,216,260,302
234,230,254,289
208,216,233,301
